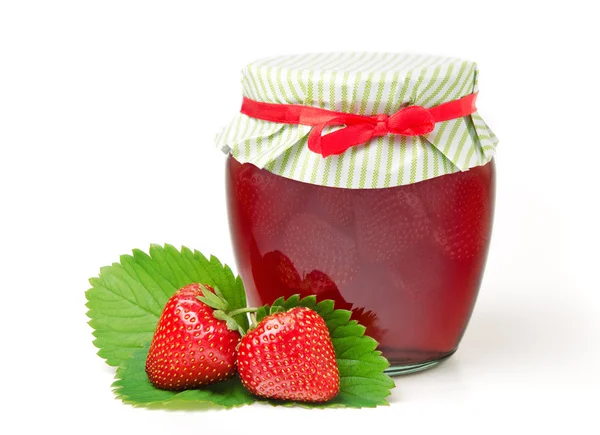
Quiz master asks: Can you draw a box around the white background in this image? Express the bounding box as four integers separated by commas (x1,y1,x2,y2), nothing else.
1,0,598,433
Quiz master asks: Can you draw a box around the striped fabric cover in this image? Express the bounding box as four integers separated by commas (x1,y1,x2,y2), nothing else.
215,52,498,188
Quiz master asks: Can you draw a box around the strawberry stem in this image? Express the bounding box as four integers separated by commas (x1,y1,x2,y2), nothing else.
249,312,258,329
212,307,259,336
227,307,258,318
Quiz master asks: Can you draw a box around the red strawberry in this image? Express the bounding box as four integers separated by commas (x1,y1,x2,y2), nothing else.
237,307,340,402
282,213,359,285
235,164,308,238
354,186,429,263
145,283,241,390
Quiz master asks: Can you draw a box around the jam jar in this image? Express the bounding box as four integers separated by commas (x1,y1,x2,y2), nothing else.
217,52,498,374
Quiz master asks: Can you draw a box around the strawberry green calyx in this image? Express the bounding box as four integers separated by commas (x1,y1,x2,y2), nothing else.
197,284,257,335
196,284,229,311
246,306,284,332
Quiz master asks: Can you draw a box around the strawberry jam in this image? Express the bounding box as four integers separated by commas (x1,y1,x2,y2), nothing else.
226,156,495,373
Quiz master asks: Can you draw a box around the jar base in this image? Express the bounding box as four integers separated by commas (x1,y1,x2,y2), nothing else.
383,349,456,376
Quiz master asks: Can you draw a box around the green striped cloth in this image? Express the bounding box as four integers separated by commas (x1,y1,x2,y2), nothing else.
215,52,498,188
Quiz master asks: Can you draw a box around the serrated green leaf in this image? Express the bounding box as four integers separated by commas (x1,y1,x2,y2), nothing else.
89,246,395,410
86,244,248,367
113,347,254,408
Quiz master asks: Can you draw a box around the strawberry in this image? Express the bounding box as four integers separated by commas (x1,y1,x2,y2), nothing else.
282,213,359,285
145,283,242,391
235,163,308,238
237,307,340,402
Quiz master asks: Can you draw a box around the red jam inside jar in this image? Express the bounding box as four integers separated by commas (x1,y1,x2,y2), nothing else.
226,155,495,373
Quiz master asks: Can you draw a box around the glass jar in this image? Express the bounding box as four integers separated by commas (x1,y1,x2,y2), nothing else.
217,52,498,374
226,155,495,373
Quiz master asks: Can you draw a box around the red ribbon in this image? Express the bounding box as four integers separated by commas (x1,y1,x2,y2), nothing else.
240,93,478,157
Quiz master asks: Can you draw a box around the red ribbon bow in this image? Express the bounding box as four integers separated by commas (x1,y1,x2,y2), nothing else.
240,93,478,157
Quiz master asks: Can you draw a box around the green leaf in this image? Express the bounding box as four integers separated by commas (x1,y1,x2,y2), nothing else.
88,246,394,409
113,347,254,409
86,244,248,367
256,295,396,408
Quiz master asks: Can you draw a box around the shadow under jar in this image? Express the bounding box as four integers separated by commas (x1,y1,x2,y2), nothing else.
226,156,495,374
